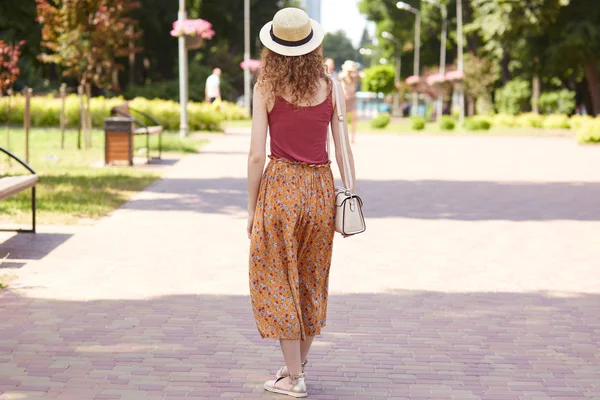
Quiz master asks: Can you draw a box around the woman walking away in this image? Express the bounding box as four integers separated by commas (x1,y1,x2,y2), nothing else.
247,7,357,398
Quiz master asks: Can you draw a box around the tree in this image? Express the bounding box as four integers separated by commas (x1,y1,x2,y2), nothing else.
546,0,600,115
36,0,141,90
322,31,358,70
361,64,395,94
462,52,499,115
0,41,23,95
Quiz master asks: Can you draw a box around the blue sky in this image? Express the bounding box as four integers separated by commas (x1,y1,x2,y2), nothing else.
321,0,374,48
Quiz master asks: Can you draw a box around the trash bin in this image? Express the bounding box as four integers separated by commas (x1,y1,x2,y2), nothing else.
104,117,134,166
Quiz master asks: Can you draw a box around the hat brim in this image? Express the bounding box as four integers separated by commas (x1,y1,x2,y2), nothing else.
259,19,325,57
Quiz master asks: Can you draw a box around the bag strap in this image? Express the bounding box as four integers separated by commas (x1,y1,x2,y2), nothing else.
328,78,354,192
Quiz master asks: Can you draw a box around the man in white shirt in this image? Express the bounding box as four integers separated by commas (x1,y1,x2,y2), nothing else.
205,68,221,103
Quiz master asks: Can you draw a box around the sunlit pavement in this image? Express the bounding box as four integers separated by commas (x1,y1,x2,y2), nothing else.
1,129,600,399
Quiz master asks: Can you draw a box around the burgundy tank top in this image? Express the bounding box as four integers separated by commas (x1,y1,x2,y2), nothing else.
268,93,334,165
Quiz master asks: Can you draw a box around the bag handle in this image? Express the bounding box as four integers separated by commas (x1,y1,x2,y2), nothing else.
328,78,354,192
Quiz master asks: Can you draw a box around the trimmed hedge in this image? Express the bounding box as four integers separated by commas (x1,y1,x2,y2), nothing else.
542,114,570,129
515,112,544,128
410,116,426,130
439,116,455,130
463,117,492,131
0,94,249,132
577,120,600,144
371,114,391,129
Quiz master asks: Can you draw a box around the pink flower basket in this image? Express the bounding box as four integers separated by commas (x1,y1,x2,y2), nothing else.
426,73,446,86
170,19,215,39
240,59,261,72
445,70,464,82
406,75,420,86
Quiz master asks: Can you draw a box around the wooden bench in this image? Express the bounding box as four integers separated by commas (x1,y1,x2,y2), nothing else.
0,147,37,233
111,103,163,162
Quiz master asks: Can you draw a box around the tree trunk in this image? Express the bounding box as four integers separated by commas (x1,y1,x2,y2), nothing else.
467,95,475,116
532,75,540,114
584,59,600,116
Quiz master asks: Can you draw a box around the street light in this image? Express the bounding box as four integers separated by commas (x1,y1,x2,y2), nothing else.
396,1,420,116
178,0,189,137
456,0,465,123
244,0,251,116
382,31,402,117
424,0,447,122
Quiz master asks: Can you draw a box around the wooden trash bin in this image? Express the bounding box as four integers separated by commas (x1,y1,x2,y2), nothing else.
104,117,134,166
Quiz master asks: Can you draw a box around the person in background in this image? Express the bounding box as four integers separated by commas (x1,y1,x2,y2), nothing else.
205,68,222,103
324,58,337,80
338,60,360,144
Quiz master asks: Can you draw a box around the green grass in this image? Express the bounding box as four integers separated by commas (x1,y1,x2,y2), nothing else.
1,128,206,225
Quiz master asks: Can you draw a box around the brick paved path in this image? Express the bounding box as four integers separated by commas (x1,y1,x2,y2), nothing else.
1,130,600,399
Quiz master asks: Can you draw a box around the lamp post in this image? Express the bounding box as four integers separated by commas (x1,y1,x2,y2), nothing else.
457,0,464,123
244,0,251,116
178,0,189,137
424,0,447,122
396,1,420,116
382,31,402,117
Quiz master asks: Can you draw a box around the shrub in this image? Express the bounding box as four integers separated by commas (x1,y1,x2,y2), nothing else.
569,114,594,130
439,115,455,130
492,113,516,127
0,94,248,131
411,116,426,130
495,79,531,115
538,90,576,115
463,117,492,131
542,114,570,130
515,112,544,128
371,114,390,129
361,65,396,94
577,120,600,144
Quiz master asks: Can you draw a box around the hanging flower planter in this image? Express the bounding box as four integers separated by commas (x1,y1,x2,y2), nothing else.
240,59,261,72
426,73,446,86
186,36,204,50
405,75,420,86
170,18,215,50
445,70,464,83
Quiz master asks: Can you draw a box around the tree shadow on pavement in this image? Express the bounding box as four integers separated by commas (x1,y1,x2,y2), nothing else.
0,289,598,399
126,177,600,221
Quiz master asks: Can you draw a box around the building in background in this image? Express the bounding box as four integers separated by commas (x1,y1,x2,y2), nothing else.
304,0,322,23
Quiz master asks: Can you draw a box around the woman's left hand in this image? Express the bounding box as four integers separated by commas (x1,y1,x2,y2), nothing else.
247,215,254,239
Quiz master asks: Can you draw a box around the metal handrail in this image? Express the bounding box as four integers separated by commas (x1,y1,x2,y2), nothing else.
0,147,36,175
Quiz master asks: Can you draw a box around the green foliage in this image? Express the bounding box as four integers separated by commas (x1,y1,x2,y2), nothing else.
493,113,517,127
538,90,576,115
36,0,141,88
322,31,358,70
515,112,544,128
577,120,600,144
410,116,426,131
439,116,455,130
361,65,396,94
495,79,532,115
569,114,594,129
0,94,248,131
463,53,500,100
463,117,492,131
542,114,570,129
370,114,391,129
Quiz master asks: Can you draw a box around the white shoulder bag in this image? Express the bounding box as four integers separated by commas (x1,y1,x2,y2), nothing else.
329,78,366,236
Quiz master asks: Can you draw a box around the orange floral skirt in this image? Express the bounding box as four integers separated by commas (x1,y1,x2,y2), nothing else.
249,156,336,340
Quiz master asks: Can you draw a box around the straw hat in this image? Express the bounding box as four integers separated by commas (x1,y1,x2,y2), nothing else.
259,8,325,57
342,60,358,72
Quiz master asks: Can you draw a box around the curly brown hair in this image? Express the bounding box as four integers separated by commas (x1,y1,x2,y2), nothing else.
257,45,331,106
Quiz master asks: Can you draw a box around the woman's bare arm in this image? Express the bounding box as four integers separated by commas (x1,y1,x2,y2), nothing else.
330,80,356,191
247,84,268,235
